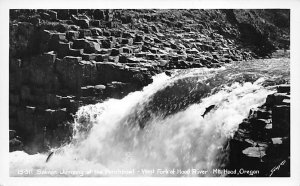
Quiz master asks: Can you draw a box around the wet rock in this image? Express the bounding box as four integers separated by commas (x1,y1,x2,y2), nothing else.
265,93,290,107
272,105,290,137
250,118,268,131
242,146,266,158
44,108,68,129
105,81,134,99
277,84,290,94
9,9,290,154
96,62,123,83
249,108,271,119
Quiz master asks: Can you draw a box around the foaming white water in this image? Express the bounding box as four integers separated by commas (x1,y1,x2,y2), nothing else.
10,71,275,177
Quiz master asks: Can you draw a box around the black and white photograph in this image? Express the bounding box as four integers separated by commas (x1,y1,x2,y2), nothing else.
1,0,300,185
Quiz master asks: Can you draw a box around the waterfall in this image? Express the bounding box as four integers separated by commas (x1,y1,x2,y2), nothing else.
10,58,289,177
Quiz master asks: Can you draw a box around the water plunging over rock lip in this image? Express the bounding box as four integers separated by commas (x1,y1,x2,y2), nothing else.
9,59,289,176
9,9,289,154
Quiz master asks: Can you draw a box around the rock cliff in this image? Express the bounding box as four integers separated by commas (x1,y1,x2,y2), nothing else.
9,9,290,154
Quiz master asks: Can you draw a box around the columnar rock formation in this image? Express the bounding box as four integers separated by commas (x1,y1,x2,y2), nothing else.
9,9,290,154
228,84,290,176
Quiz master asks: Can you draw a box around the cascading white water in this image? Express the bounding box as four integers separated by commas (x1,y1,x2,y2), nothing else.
9,58,289,177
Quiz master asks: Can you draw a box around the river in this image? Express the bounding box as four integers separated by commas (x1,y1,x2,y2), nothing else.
10,57,290,177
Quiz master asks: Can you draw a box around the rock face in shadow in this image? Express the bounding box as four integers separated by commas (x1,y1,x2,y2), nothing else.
227,84,290,177
9,9,290,154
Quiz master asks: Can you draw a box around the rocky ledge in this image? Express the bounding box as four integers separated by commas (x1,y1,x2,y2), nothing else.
228,84,290,177
9,9,290,154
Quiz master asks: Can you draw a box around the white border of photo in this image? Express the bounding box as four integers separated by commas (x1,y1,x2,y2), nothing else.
0,0,299,186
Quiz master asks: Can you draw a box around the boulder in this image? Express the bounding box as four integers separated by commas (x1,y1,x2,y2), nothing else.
73,39,101,54
134,34,144,42
90,28,103,36
77,19,90,29
265,93,290,107
93,9,105,20
249,108,271,119
250,118,269,131
66,30,80,41
79,29,92,38
110,48,122,56
121,38,133,45
118,55,128,63
101,39,113,48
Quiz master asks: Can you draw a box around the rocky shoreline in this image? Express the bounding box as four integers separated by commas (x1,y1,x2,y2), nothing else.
228,84,290,177
9,9,289,154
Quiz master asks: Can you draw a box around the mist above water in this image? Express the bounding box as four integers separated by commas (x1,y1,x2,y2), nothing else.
10,58,289,177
